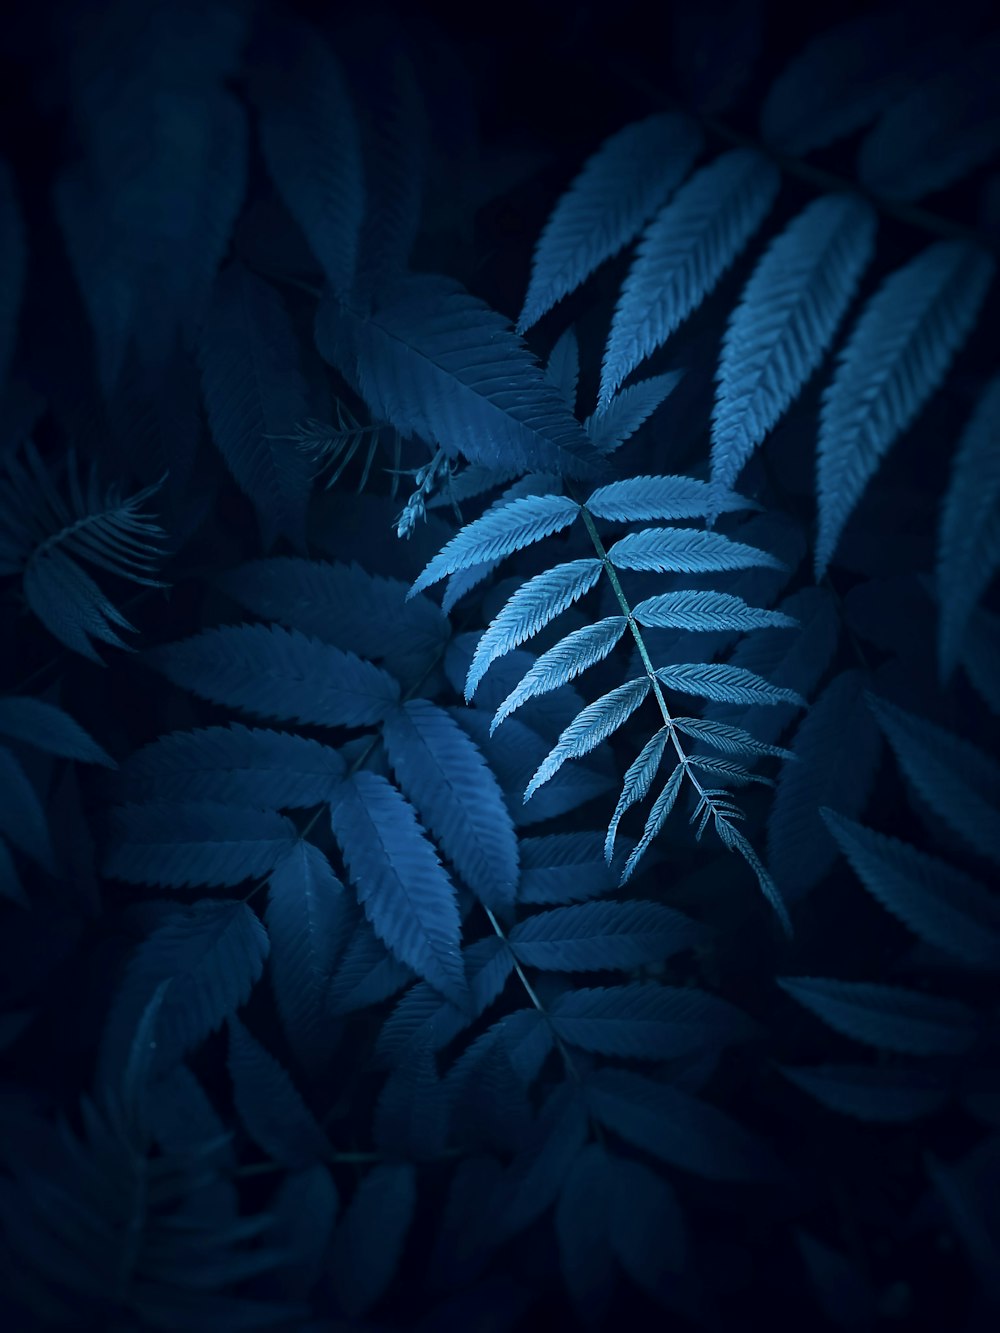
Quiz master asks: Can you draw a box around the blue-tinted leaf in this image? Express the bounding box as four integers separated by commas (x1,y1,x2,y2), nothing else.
555,1144,615,1325
545,325,580,407
777,976,978,1055
329,772,467,1006
0,696,114,767
656,662,804,706
620,763,685,884
147,624,400,727
606,728,670,862
99,900,270,1080
526,677,651,800
518,113,703,333
821,808,1000,970
322,273,598,476
327,917,414,1016
120,725,346,808
609,1153,685,1293
0,744,54,872
867,693,1000,865
519,831,623,904
492,616,628,731
550,982,755,1058
609,525,786,573
105,802,298,889
411,491,580,595
759,7,945,155
585,1067,785,1181
600,149,780,406
266,840,352,1070
199,262,313,550
466,558,602,700
585,473,756,522
925,1139,1000,1305
711,194,876,513
702,586,838,746
585,372,683,454
0,160,24,384
858,35,1000,202
672,716,794,759
216,557,449,681
767,670,881,898
815,241,995,578
227,1017,331,1168
375,936,514,1068
635,589,797,633
780,1063,950,1123
331,1163,416,1319
937,377,1000,677
510,900,705,971
250,21,363,295
382,699,518,912
373,1044,450,1161
493,1084,589,1239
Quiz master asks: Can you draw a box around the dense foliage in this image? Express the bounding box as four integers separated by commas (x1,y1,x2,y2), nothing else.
0,1,998,1329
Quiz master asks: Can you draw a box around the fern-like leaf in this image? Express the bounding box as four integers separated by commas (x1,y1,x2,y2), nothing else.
410,492,580,596
199,262,313,551
937,376,1000,678
98,900,270,1080
0,696,114,767
655,662,805,706
815,240,995,578
584,1067,785,1182
491,616,628,732
525,677,651,801
635,589,798,633
382,699,519,913
266,840,352,1070
605,728,670,863
585,473,756,522
216,556,450,678
710,193,877,514
119,724,346,808
466,558,602,700
227,1016,332,1168
0,443,167,660
517,113,703,334
509,900,705,971
545,325,580,407
599,149,780,407
105,801,298,888
777,976,978,1055
820,808,1000,970
146,623,400,728
671,716,794,760
520,831,625,904
319,273,599,477
867,693,1000,866
620,762,685,883
329,771,468,1007
555,1143,615,1325
608,525,787,574
551,982,755,1059
780,1064,949,1123
584,371,683,455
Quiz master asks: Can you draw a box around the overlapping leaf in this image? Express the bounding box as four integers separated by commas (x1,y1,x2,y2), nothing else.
509,900,706,971
777,976,979,1055
815,241,994,578
517,113,703,334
